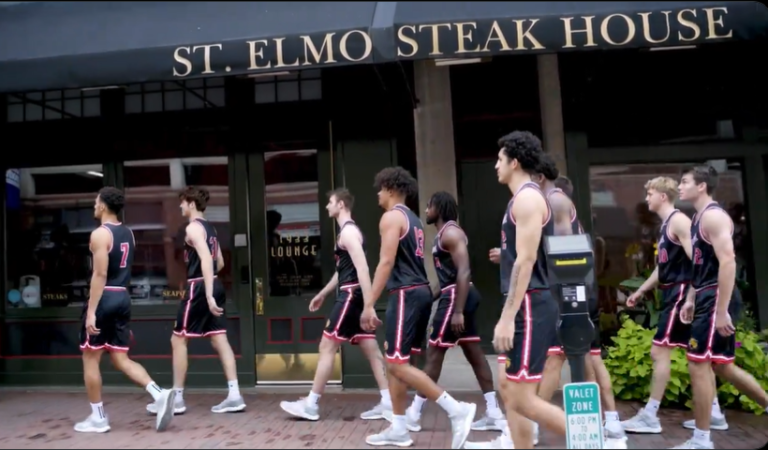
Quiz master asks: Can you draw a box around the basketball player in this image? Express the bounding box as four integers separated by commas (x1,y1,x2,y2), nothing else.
395,191,501,433
147,186,245,416
280,188,392,421
488,131,567,449
533,156,626,441
622,176,700,433
78,187,175,433
363,167,476,449
672,166,768,449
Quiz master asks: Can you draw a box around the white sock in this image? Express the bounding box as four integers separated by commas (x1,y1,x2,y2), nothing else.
712,398,723,418
91,402,105,420
435,391,461,416
644,398,661,416
604,411,619,423
484,392,500,415
411,395,427,414
145,382,163,401
392,414,407,433
380,389,391,406
693,428,711,444
174,388,184,402
227,380,240,399
307,391,321,406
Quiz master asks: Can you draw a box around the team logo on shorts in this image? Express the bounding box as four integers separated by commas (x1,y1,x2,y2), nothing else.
428,326,434,336
689,338,698,349
383,341,388,351
173,321,177,328
505,358,511,369
326,319,331,328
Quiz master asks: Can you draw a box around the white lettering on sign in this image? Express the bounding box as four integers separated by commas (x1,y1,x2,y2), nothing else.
563,382,604,449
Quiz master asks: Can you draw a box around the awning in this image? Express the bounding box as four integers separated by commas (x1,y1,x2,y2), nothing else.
381,1,768,62
0,1,384,93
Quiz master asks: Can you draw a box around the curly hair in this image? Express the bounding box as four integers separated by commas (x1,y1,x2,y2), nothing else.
373,166,418,200
497,131,544,174
536,152,560,181
98,186,125,215
428,191,458,223
179,186,211,212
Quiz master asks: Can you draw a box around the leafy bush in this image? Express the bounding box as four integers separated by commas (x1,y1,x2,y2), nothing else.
604,316,768,415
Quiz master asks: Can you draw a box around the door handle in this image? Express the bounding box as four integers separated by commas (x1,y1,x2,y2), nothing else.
255,277,264,316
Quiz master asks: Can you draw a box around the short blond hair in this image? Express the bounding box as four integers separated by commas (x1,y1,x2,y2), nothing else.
644,176,678,202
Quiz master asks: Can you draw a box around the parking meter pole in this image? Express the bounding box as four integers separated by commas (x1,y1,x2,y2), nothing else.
545,235,596,386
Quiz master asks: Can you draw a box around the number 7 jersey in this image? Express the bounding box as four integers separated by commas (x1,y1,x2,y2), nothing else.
386,204,429,291
184,218,220,279
100,221,136,288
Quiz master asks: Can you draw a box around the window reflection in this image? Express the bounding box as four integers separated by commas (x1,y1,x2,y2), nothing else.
589,161,752,335
5,166,104,308
123,157,231,305
264,150,321,297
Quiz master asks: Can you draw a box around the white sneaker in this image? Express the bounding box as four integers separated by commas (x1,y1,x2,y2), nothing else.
471,411,505,431
153,389,177,432
74,415,111,433
448,402,476,449
682,415,728,431
622,408,662,434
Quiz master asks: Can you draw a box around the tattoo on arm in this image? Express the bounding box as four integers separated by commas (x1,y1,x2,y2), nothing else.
504,265,522,310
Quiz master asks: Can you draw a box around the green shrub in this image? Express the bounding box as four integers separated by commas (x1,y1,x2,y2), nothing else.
604,316,768,415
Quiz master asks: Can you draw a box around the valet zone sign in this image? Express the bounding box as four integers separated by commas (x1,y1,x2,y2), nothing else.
563,382,603,449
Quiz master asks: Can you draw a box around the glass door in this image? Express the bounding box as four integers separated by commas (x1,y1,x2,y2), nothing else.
246,148,341,384
587,160,755,340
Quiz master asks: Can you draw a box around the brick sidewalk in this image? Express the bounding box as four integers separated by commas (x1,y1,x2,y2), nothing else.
0,391,766,449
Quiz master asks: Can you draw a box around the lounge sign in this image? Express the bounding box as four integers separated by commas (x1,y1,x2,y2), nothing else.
172,6,735,78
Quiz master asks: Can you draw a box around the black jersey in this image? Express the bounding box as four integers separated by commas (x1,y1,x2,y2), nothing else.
691,202,732,289
432,221,467,289
546,188,583,235
658,209,691,285
100,222,135,287
386,204,429,291
500,182,555,294
184,218,219,279
335,220,364,286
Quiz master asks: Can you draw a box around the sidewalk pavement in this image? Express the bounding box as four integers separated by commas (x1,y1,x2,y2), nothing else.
0,390,765,449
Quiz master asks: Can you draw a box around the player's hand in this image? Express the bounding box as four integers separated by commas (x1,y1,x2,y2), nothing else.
309,294,324,312
680,300,694,324
451,312,465,334
86,312,100,336
207,296,224,317
360,306,382,332
493,320,515,353
715,310,735,337
489,248,501,264
626,290,644,307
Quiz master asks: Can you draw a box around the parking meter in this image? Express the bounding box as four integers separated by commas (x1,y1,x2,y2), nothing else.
545,234,595,383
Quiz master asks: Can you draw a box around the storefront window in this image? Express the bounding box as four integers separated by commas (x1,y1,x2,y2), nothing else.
264,150,322,297
5,165,104,308
589,161,753,336
123,157,231,305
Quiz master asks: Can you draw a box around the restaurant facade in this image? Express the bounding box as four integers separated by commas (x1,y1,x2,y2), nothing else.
1,1,767,389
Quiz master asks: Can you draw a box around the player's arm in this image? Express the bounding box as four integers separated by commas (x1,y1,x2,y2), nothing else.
368,211,403,308
443,226,471,316
501,190,544,321
549,192,574,237
216,245,225,273
635,266,659,296
317,273,339,299
187,223,215,300
87,227,111,316
703,210,737,314
340,226,373,305
671,213,694,260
